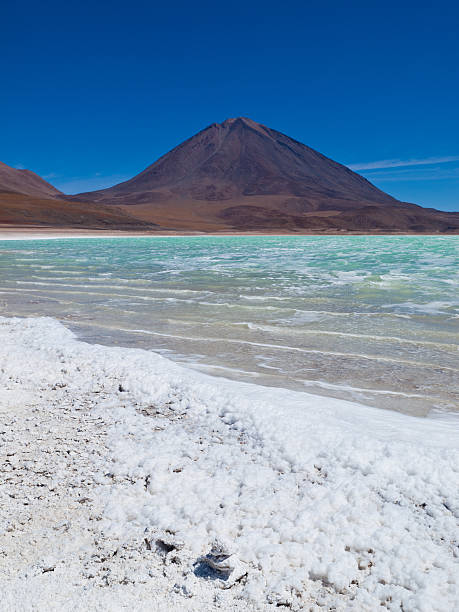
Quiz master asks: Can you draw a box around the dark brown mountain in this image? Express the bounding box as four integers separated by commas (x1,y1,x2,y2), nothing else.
71,117,459,233
76,117,399,207
0,161,154,230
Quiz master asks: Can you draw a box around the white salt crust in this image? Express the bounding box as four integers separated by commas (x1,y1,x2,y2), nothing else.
0,316,458,611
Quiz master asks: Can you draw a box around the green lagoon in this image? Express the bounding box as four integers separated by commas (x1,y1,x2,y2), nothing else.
1,235,458,416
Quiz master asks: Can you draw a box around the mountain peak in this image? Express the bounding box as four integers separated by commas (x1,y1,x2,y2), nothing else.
207,117,268,135
220,116,260,126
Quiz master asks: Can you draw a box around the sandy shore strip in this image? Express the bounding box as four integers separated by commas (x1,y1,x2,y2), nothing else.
0,227,301,240
0,227,182,240
1,316,458,611
0,227,424,240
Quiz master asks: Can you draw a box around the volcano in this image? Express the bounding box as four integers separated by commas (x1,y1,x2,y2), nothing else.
76,117,399,207
72,117,459,232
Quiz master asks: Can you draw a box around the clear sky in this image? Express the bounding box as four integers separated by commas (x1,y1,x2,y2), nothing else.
2,0,458,211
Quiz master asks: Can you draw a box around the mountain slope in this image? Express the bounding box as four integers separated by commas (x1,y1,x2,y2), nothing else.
0,161,62,198
0,192,156,230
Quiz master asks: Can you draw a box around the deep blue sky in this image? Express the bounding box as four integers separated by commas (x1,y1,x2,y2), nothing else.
2,0,458,211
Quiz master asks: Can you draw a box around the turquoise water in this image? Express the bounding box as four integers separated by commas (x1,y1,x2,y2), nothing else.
1,235,458,415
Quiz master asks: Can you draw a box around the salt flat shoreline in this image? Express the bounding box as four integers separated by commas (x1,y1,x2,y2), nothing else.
0,227,454,240
1,316,458,611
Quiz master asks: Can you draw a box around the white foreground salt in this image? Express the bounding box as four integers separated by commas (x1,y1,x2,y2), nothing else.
0,316,458,611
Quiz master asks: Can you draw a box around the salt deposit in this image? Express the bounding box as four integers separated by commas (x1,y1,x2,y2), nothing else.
0,316,458,611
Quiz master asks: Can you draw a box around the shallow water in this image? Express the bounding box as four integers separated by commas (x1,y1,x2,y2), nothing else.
1,235,458,415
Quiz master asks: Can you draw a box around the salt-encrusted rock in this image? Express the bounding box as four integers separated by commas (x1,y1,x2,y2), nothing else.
201,539,248,588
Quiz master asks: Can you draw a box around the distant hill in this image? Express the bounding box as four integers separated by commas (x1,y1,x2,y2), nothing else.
0,161,62,199
0,161,153,230
71,117,459,233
